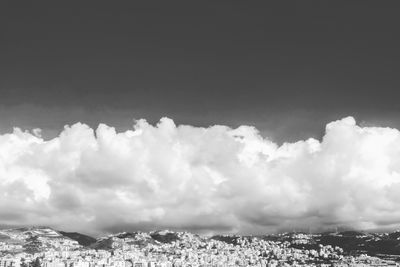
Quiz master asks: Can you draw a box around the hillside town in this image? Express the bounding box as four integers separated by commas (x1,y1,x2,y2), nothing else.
0,228,399,267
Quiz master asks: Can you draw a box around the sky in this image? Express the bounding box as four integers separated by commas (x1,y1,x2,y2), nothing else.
2,1,400,235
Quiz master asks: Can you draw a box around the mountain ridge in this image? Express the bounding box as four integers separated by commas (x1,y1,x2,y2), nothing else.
2,226,400,259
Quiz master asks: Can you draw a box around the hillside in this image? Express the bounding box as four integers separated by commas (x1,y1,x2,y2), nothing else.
3,226,400,261
59,231,97,246
0,227,81,254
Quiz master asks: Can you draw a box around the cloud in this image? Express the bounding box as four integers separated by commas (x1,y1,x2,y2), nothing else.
1,116,400,235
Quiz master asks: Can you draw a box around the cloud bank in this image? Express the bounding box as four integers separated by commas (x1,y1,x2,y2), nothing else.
1,116,400,235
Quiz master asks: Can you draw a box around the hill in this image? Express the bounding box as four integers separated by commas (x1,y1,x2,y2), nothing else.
3,226,400,260
59,231,96,246
0,226,81,254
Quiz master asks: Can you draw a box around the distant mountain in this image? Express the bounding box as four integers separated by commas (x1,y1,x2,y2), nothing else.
263,231,400,258
90,236,116,250
90,230,203,250
150,230,180,243
91,231,160,250
0,226,81,254
59,231,96,246
388,231,400,240
3,226,400,260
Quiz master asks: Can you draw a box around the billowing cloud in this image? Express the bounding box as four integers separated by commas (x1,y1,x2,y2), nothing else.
1,116,400,235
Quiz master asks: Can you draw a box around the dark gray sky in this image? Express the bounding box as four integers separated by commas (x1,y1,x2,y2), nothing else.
1,1,400,142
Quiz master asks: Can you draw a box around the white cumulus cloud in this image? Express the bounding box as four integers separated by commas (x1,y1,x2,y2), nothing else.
1,116,400,235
